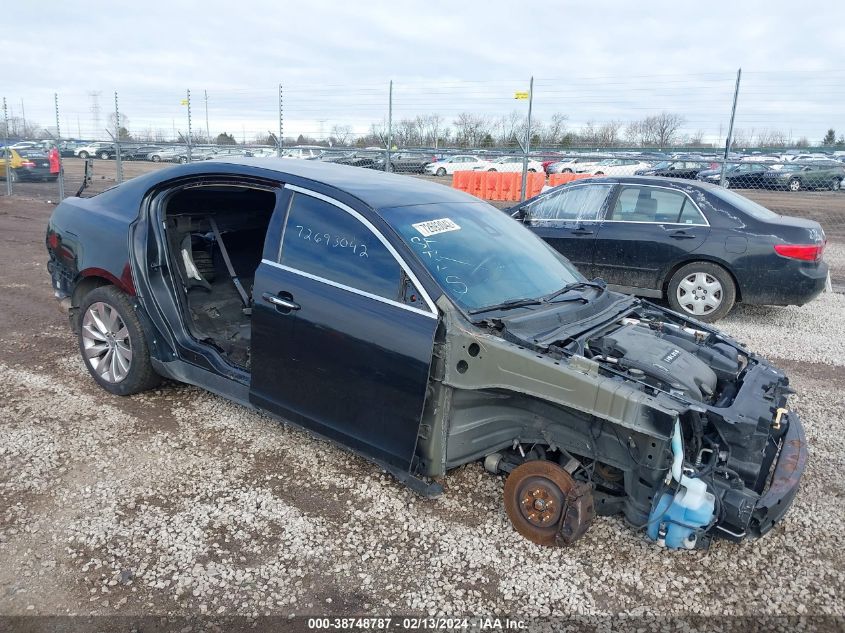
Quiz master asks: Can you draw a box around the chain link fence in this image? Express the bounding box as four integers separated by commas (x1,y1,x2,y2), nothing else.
2,71,844,231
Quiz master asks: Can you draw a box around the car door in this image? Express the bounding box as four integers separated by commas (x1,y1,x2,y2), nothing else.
592,185,710,293
523,182,614,277
249,184,439,473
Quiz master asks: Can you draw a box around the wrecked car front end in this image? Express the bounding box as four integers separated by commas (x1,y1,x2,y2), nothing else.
417,292,806,549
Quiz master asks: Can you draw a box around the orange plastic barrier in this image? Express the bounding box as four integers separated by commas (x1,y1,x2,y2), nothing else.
452,170,558,201
547,172,593,187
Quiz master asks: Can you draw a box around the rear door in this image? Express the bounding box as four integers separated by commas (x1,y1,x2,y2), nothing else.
523,182,614,278
592,184,710,292
249,184,439,473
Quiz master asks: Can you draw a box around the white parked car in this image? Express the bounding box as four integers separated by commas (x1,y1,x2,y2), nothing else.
578,158,652,176
281,146,324,160
424,155,491,176
473,156,544,173
546,157,603,174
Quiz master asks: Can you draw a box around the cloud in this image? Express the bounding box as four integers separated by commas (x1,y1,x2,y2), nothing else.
2,1,843,142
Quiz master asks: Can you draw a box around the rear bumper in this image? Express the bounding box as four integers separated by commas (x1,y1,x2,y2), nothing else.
740,261,828,306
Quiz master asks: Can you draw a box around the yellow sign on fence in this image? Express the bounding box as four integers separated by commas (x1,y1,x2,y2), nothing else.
514,91,529,100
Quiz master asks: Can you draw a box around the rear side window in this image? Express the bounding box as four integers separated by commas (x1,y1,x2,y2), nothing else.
279,193,402,300
528,184,613,222
609,186,697,223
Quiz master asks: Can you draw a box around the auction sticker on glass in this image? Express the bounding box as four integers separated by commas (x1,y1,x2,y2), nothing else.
412,218,461,237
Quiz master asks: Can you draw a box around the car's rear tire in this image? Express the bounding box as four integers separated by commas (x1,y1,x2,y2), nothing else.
488,168,497,172
151,155,161,163
9,169,19,183
436,167,446,177
78,151,89,159
831,178,842,191
78,286,161,396
562,168,572,173
722,178,731,189
594,171,604,176
99,151,110,160
788,178,802,192
667,262,736,322
179,156,188,164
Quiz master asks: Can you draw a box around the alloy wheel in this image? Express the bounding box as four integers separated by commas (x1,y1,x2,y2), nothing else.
789,178,801,192
81,302,133,383
676,272,723,316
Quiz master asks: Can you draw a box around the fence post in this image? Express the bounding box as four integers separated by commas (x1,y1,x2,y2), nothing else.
204,89,210,144
719,68,742,186
186,89,193,162
519,76,534,202
3,97,11,196
54,93,65,200
385,80,393,172
278,84,284,157
114,91,123,183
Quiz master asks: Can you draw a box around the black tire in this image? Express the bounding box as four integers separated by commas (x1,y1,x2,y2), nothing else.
99,151,110,160
667,261,736,323
10,169,19,183
435,167,446,177
831,178,841,191
488,168,497,172
179,156,188,164
788,178,801,192
722,178,731,189
595,171,604,176
562,168,572,173
528,168,537,172
151,155,161,163
78,151,89,159
77,286,161,396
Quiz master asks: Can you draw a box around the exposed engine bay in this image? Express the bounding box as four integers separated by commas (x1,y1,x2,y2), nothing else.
429,294,805,550
163,185,276,369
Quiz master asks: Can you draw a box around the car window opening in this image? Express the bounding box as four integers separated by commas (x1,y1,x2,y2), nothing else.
163,184,277,370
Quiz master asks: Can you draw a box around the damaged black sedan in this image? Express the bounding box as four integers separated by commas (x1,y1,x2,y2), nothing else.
46,159,807,549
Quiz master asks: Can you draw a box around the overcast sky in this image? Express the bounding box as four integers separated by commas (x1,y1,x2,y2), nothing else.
2,1,844,144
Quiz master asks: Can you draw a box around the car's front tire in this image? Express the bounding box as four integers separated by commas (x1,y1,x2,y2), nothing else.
78,151,89,159
831,178,842,191
436,167,446,177
179,156,188,164
667,262,736,322
788,178,802,192
78,286,161,396
99,151,110,160
151,155,161,162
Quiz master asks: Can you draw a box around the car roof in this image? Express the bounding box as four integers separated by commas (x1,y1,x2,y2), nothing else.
197,157,483,210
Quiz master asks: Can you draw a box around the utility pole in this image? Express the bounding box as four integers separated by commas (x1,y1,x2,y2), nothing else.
719,68,742,186
54,93,65,200
519,76,534,202
386,80,393,172
186,89,192,162
204,89,210,143
114,91,123,183
20,99,26,137
3,98,11,195
278,84,284,157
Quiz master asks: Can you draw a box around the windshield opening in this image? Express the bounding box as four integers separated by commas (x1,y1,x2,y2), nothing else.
380,201,582,312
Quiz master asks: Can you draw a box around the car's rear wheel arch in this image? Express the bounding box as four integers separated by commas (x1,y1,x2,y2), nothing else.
70,276,113,332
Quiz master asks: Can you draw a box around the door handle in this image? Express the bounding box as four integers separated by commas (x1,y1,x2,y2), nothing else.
262,292,300,311
668,230,697,239
571,227,594,236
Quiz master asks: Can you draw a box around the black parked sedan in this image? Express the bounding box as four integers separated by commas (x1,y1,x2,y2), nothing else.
634,160,717,180
510,176,828,321
45,161,807,549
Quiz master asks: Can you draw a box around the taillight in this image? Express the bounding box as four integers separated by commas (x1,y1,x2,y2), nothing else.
21,160,36,167
774,243,825,262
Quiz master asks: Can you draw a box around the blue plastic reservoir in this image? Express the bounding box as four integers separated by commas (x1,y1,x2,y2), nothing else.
647,489,714,549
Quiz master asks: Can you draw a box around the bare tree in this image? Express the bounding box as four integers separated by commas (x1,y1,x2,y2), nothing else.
453,112,492,148
626,112,685,147
543,113,568,146
329,124,353,146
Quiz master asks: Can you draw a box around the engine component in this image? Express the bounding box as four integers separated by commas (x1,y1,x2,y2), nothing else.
595,324,718,400
503,460,595,547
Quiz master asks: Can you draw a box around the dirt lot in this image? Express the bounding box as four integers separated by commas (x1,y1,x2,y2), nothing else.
0,190,844,628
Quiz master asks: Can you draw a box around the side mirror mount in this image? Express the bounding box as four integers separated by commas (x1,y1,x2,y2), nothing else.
511,206,527,220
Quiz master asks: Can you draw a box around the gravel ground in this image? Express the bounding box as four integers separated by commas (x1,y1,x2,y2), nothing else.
0,195,843,626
